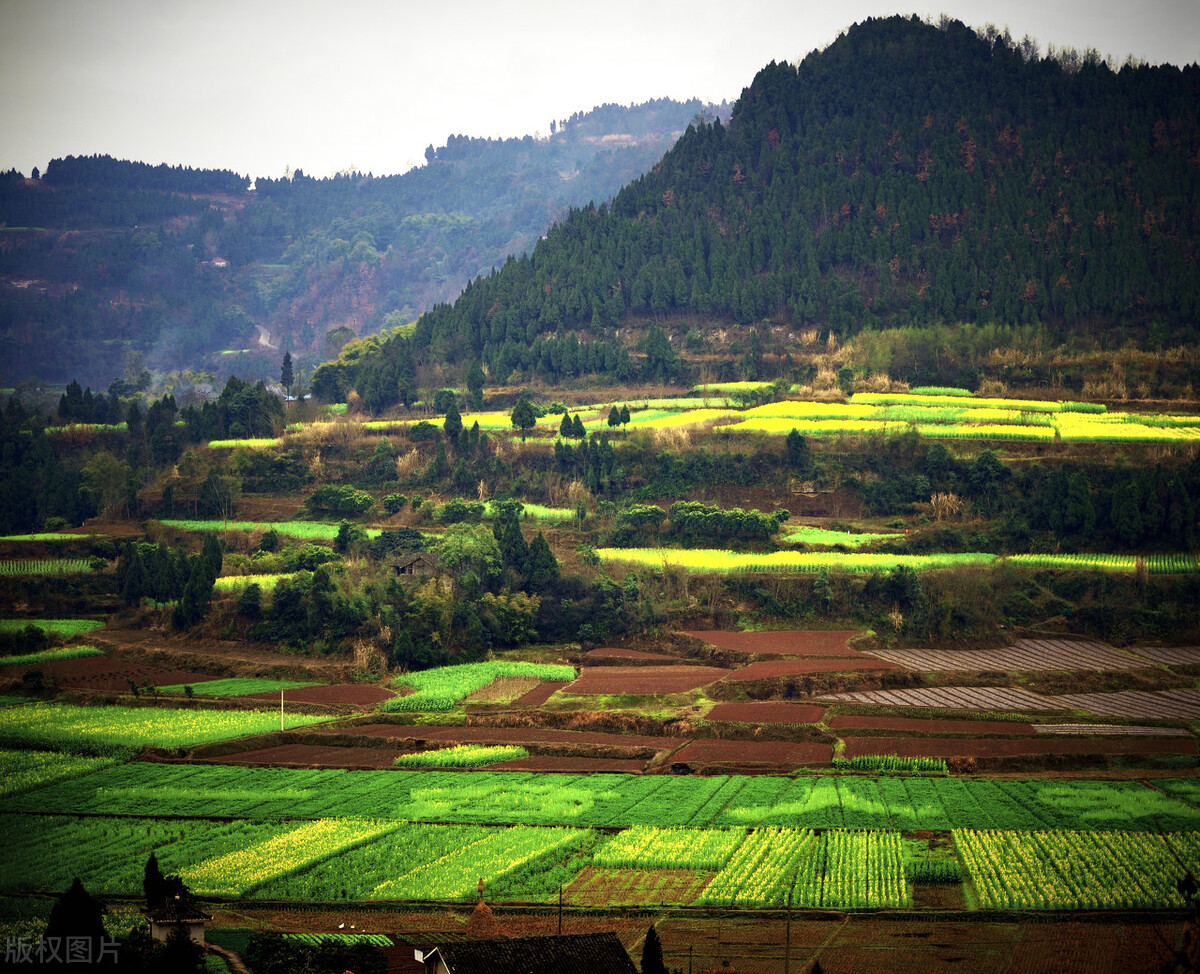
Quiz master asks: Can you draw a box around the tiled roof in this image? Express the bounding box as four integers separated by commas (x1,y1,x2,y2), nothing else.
425,932,637,973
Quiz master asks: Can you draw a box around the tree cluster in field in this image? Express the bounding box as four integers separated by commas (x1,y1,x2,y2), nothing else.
116,534,222,630
403,15,1198,386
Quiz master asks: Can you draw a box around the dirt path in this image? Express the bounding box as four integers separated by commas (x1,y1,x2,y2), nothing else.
206,942,250,974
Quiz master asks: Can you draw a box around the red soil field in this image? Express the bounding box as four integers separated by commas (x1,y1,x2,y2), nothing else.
828,715,1037,736
680,629,865,655
729,657,899,680
566,665,727,694
671,738,831,766
841,735,1197,759
707,702,826,723
335,724,669,750
208,744,401,768
510,681,570,707
487,755,647,773
244,684,394,706
586,647,677,660
0,654,220,692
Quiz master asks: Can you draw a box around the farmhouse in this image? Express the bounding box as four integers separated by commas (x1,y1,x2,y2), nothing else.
390,552,439,576
145,894,211,945
415,931,638,974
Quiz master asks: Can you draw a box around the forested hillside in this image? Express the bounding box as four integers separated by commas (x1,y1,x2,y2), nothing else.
0,98,725,389
350,15,1198,396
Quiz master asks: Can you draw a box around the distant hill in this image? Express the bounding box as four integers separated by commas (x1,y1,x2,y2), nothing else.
0,97,728,389
340,14,1196,394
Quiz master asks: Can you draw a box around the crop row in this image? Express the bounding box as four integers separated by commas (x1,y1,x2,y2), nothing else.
595,548,998,573
1006,553,1200,574
0,559,94,575
385,660,576,711
955,829,1200,909
393,744,529,768
0,747,119,799
7,764,1197,833
6,813,1200,911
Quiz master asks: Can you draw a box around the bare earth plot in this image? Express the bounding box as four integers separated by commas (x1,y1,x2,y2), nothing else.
510,681,571,706
566,666,728,694
867,638,1149,672
707,702,826,723
337,724,669,751
670,738,831,766
729,657,900,679
679,629,865,655
586,647,678,661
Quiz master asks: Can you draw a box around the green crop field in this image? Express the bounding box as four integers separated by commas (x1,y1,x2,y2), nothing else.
0,646,104,669
155,677,319,697
6,764,1196,833
0,619,104,638
0,702,333,751
385,660,576,711
782,526,903,547
158,520,383,540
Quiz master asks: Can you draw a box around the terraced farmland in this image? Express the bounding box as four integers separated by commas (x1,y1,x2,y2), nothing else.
866,639,1149,672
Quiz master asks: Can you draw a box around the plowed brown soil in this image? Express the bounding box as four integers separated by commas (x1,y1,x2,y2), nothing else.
680,629,864,655
671,738,831,766
707,702,826,723
331,724,668,749
207,744,401,767
586,647,677,660
729,658,899,680
0,654,220,692
566,665,727,694
487,755,647,773
510,681,570,706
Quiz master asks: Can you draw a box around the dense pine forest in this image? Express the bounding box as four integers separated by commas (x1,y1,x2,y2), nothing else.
339,15,1198,396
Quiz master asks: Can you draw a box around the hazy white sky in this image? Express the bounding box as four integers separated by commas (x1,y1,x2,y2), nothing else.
2,0,1197,181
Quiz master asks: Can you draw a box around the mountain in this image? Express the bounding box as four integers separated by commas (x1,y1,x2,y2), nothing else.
0,98,728,390
338,15,1197,395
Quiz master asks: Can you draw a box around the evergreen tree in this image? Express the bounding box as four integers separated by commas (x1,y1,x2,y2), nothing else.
527,531,560,588
511,396,537,440
466,363,486,409
444,400,463,447
786,429,812,475
572,414,586,438
281,352,294,398
608,405,621,428
641,925,668,974
619,404,630,428
559,412,573,438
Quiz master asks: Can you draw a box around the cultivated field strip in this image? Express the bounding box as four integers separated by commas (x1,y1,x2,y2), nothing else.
1052,690,1200,719
7,765,1200,831
1129,646,1200,666
1033,724,1195,737
819,687,1062,711
867,639,1147,672
820,685,1200,717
